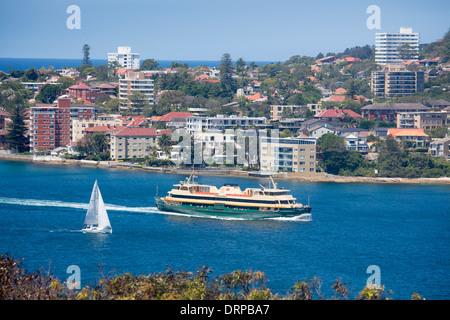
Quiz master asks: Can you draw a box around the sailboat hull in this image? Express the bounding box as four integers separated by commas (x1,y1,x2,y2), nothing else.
82,226,112,234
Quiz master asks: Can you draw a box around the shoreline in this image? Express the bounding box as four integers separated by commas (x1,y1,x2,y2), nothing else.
1,153,450,185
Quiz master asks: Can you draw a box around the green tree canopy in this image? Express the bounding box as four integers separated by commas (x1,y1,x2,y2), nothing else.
6,105,29,153
35,84,64,104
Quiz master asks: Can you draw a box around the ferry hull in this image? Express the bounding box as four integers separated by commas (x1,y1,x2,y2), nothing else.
155,197,311,220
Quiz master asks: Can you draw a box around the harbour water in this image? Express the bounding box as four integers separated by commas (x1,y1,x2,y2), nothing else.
0,160,449,299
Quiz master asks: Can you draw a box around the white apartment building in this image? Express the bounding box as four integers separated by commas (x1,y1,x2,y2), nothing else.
108,46,140,69
119,71,154,111
375,27,419,65
186,115,267,133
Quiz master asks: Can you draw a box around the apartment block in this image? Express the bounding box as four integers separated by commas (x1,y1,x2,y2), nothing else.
108,46,140,69
375,27,419,65
260,137,316,173
72,114,124,142
119,71,154,112
29,98,97,151
429,137,450,160
186,115,267,132
270,105,303,121
110,127,170,160
371,64,424,98
396,111,450,130
361,103,429,122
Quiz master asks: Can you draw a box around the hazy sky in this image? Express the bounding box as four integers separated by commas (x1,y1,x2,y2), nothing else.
0,0,449,61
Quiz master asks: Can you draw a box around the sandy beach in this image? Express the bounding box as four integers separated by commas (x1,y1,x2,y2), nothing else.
1,153,450,185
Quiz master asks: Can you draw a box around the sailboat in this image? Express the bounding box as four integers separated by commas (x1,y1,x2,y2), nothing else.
82,180,112,234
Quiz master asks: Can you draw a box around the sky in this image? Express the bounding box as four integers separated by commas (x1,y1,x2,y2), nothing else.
0,0,449,62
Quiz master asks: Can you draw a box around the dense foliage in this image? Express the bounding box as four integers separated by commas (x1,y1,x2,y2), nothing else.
317,133,450,178
0,253,425,300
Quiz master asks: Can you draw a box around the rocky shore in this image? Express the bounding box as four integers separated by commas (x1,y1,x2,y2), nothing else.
1,153,450,185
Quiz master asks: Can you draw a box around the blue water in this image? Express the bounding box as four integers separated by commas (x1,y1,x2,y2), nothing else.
0,58,274,72
0,160,449,299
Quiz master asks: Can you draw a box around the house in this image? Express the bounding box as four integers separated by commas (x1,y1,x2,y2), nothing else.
342,133,369,152
278,118,305,133
93,83,118,96
307,125,336,138
424,99,450,110
428,137,450,160
344,57,361,63
315,56,337,65
65,83,102,103
387,128,430,147
316,109,362,121
300,119,341,132
361,103,430,122
245,92,267,102
50,147,67,157
333,88,348,95
327,95,348,103
109,127,171,160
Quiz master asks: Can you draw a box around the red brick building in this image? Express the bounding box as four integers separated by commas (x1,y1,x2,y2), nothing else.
65,83,101,103
29,98,98,152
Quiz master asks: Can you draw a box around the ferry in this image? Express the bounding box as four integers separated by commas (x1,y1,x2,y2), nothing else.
155,174,311,219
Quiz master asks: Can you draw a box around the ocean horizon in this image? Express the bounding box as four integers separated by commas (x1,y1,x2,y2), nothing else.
0,58,277,73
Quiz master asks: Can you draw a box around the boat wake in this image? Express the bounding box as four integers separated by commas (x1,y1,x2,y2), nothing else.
0,197,159,214
0,197,312,222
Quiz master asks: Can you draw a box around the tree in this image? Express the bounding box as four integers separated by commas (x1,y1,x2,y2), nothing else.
108,60,121,78
81,132,109,160
35,84,64,104
6,106,29,153
317,133,346,153
24,68,39,81
158,133,172,155
235,58,246,76
56,76,75,89
140,59,160,71
128,91,150,115
218,53,236,96
82,44,92,66
397,44,417,61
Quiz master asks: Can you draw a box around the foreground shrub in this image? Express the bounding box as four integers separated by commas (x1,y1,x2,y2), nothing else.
0,253,423,300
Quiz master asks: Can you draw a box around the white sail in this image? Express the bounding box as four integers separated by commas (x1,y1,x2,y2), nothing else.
83,180,112,233
96,187,111,231
83,180,99,225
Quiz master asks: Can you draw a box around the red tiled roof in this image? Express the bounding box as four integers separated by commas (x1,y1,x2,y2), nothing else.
84,125,126,133
344,57,361,63
114,128,171,137
246,92,267,101
328,95,348,102
96,83,116,88
158,112,193,122
333,88,348,95
388,128,429,137
68,83,92,90
316,109,362,118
